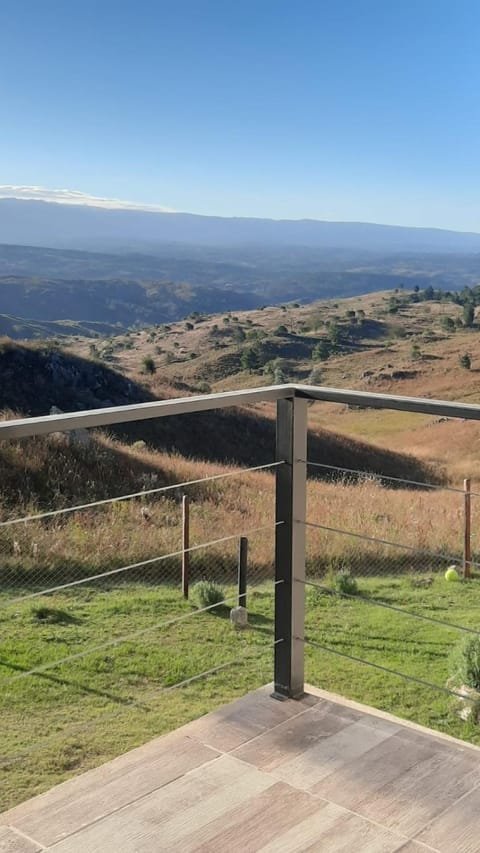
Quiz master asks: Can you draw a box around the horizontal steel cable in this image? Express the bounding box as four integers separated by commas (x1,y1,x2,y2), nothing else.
303,520,479,571
305,459,475,495
0,641,277,766
0,460,284,528
0,595,239,683
0,584,280,684
298,635,477,704
299,577,480,637
2,521,282,607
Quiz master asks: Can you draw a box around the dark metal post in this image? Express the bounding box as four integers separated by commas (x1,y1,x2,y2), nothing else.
273,395,307,700
238,536,248,607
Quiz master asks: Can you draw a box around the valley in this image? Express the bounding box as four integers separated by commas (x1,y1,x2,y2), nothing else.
3,279,480,809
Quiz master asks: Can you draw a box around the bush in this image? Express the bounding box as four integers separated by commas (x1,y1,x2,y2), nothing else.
411,344,421,361
460,353,471,370
192,581,225,610
449,635,480,691
334,570,359,597
142,356,156,374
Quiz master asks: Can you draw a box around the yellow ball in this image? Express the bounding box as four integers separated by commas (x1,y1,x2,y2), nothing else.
445,567,460,582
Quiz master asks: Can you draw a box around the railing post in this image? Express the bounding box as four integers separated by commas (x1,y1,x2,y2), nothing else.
273,395,307,700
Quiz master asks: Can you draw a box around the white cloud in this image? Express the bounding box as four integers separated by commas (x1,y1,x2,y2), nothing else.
0,185,174,212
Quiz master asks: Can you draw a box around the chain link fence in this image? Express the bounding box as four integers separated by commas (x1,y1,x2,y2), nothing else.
0,433,278,809
303,458,480,740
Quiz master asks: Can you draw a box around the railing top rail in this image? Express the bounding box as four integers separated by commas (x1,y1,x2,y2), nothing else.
2,383,480,440
0,384,296,439
294,384,480,420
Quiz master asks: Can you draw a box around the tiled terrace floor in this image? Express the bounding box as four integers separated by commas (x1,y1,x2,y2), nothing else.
2,685,480,852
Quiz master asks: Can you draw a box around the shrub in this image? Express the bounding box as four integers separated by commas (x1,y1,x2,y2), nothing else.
449,635,480,691
334,570,359,597
142,356,156,374
192,581,225,610
460,353,471,370
440,316,455,332
411,344,421,361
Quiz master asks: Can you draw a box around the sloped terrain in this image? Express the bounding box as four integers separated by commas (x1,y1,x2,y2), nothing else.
0,341,438,487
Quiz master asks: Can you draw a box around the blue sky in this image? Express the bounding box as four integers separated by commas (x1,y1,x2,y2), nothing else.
2,0,479,230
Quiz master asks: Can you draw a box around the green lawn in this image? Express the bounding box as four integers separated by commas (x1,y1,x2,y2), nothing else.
1,574,480,811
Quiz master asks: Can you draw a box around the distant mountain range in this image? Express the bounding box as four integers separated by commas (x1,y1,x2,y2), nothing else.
2,198,480,253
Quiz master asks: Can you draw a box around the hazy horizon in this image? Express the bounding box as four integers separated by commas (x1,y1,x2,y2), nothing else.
2,186,480,238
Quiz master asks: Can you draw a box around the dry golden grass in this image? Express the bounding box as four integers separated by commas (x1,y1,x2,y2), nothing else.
4,290,480,586
0,426,476,594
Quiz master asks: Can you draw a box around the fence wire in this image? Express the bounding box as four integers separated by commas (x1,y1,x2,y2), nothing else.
0,640,277,768
299,636,478,705
0,447,278,807
306,459,475,495
302,453,480,731
0,461,280,596
304,467,478,580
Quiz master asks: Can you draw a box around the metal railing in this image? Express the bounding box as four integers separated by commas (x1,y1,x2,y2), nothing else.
2,382,480,785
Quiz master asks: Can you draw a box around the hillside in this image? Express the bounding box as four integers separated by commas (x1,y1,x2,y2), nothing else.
0,340,437,487
3,243,480,337
61,286,480,482
0,313,119,339
0,276,260,334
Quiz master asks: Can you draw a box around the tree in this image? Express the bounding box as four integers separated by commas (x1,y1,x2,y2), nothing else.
185,321,194,330
413,284,420,293
463,303,475,327
240,347,259,372
460,353,472,370
142,356,156,374
440,316,455,332
327,323,342,346
234,327,247,344
424,285,435,301
312,340,330,361
274,325,289,337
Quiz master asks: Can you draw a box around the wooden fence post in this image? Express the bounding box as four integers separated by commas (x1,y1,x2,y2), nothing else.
182,494,190,598
464,478,472,579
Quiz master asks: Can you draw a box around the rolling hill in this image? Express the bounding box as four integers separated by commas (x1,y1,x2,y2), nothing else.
0,340,438,487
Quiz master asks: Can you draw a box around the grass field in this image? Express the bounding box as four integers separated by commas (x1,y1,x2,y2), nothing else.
2,573,480,811
5,287,480,810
